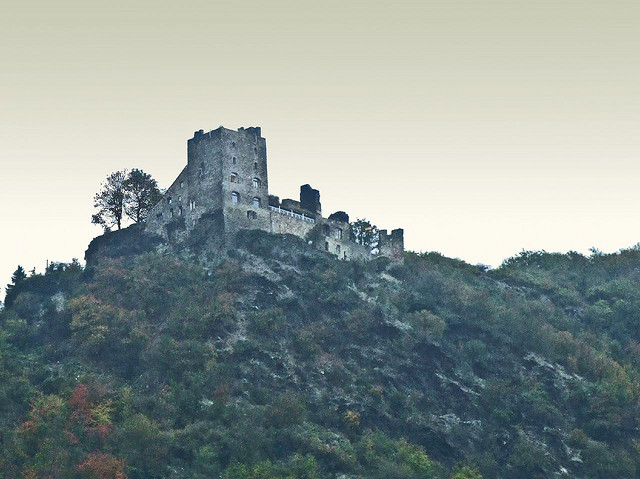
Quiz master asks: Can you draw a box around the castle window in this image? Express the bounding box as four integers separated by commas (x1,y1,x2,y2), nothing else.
157,213,163,220
254,161,258,171
178,195,182,202
232,141,236,148
247,210,257,220
253,197,261,207
230,172,238,183
232,157,237,165
167,197,172,205
189,200,195,211
335,228,343,240
325,242,329,251
170,208,174,218
336,245,341,254
323,225,331,236
254,147,257,153
179,206,183,216
231,191,240,203
343,252,347,260
252,178,261,188
180,181,184,188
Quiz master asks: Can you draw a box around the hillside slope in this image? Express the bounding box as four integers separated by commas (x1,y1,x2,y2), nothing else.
2,229,640,478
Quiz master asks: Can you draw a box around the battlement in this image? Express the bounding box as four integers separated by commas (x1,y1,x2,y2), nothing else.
146,126,404,262
190,126,262,143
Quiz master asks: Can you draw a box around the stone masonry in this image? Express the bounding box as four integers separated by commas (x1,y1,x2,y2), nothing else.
145,126,404,261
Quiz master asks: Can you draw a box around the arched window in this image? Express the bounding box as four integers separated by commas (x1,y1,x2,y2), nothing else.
231,192,240,203
324,241,329,251
254,161,258,171
179,206,183,216
336,244,341,254
335,228,343,240
232,157,237,165
247,210,257,220
253,197,261,207
252,178,261,188
230,172,238,183
189,200,195,211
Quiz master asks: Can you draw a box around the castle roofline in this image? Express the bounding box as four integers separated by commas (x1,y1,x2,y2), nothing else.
190,126,262,142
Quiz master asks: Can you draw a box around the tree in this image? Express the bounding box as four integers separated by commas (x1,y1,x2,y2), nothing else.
92,170,127,231
123,168,162,223
4,265,27,308
350,218,378,247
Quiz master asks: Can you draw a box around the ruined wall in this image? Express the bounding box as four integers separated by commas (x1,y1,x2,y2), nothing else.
379,228,405,261
145,125,404,262
269,209,316,238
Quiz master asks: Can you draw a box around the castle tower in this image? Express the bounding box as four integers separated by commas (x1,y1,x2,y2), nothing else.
146,126,271,239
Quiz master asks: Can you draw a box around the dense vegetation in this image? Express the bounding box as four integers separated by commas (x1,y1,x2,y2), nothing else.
3,229,640,478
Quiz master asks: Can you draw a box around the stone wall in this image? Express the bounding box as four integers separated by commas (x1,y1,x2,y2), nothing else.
145,125,404,262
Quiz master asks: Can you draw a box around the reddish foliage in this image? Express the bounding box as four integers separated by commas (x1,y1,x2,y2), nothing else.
70,384,92,421
76,451,127,479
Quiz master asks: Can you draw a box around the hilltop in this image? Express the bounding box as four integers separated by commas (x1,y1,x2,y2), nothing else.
2,227,640,478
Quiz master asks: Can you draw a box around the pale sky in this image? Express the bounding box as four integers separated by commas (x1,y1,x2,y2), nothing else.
1,0,640,296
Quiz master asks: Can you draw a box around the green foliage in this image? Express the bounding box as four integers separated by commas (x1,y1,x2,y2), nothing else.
350,218,378,247
4,265,27,308
6,235,640,478
92,169,161,231
123,168,162,223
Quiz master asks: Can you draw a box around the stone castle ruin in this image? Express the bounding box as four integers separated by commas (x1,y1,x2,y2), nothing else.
146,126,404,261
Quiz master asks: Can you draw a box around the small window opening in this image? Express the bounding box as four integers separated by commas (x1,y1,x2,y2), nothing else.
253,197,261,207
189,200,195,211
324,242,329,251
179,206,183,216
335,228,343,239
254,147,257,154
157,213,163,220
231,191,240,203
170,208,174,218
232,141,236,147
178,195,182,201
252,178,261,188
336,244,341,254
343,252,347,260
167,197,172,205
232,157,237,165
247,210,257,220
253,161,258,171
323,225,331,236
180,181,184,188
230,172,238,183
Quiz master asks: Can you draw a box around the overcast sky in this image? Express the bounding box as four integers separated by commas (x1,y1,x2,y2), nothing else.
1,0,640,295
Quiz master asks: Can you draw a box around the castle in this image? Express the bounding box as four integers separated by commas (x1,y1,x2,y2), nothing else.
145,126,404,261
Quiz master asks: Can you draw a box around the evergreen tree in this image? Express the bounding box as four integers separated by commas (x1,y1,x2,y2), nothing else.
123,168,162,223
5,265,27,308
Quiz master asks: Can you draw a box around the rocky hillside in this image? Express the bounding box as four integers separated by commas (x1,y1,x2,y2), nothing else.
2,228,640,478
